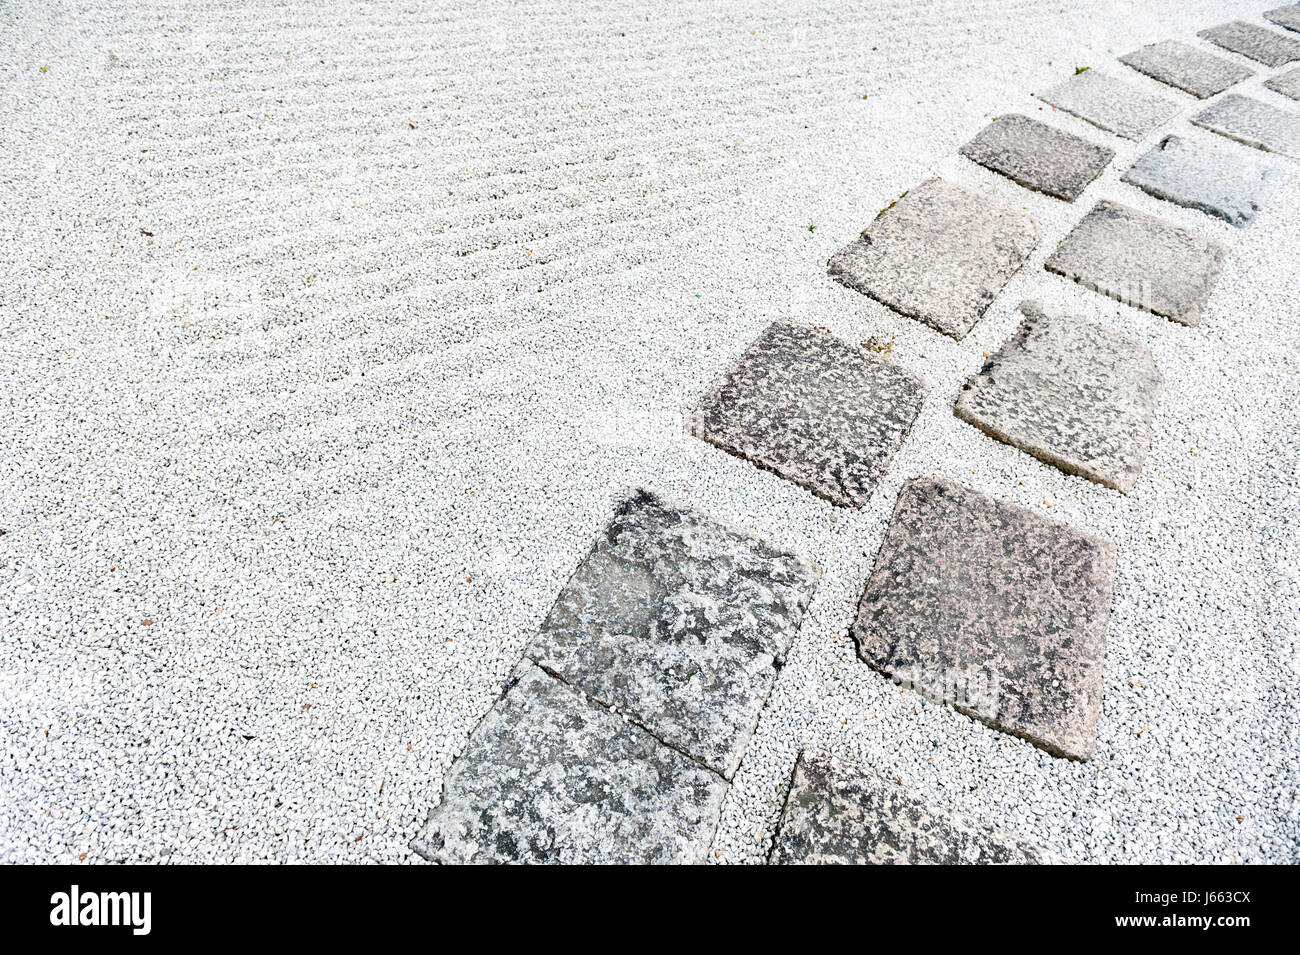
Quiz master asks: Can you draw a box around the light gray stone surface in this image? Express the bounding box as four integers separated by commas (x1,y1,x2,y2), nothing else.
1266,5,1300,34
526,489,819,779
827,177,1040,339
689,322,928,508
1122,134,1279,228
1199,20,1300,67
955,302,1163,492
1265,67,1300,101
1036,70,1179,140
1192,93,1300,159
852,476,1117,761
1118,40,1254,98
1044,199,1227,325
959,113,1114,201
412,664,729,864
770,750,1055,864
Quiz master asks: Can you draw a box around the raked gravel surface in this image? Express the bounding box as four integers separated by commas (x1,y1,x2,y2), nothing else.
1,0,1297,864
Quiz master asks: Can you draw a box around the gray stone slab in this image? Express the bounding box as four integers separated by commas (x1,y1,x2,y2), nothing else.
1265,67,1300,101
526,489,818,779
689,322,928,508
1199,20,1300,67
1044,199,1227,326
954,301,1163,492
959,113,1114,201
412,664,729,864
1192,93,1300,159
852,476,1117,761
827,177,1040,339
1036,70,1180,141
1122,134,1279,228
1266,5,1300,34
770,750,1055,864
1118,40,1254,99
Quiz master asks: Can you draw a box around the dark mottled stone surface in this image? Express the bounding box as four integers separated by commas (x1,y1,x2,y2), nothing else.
1267,5,1300,34
1265,67,1300,101
527,489,819,779
412,664,728,864
1193,93,1300,158
770,750,1055,864
852,476,1116,760
1119,40,1254,98
1122,134,1278,228
959,113,1114,201
1036,70,1179,141
1199,20,1300,67
1044,199,1227,326
827,177,1040,339
689,322,928,508
955,302,1163,492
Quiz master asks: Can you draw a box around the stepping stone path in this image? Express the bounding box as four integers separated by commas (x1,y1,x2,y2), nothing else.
1266,4,1300,34
688,323,927,508
1194,93,1300,159
1199,20,1300,68
770,750,1055,864
1036,70,1179,141
959,113,1114,201
1265,67,1300,101
827,177,1039,339
1122,134,1279,228
852,476,1116,761
954,301,1163,492
1045,199,1227,326
1118,40,1254,99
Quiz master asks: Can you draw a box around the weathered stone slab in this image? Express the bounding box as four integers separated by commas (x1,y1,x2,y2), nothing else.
1036,70,1179,141
770,750,1055,864
1044,199,1227,326
954,302,1163,492
1192,93,1300,159
1266,5,1300,34
689,323,928,508
852,476,1116,761
1199,20,1300,67
959,113,1114,201
1265,67,1300,101
527,489,818,779
827,177,1039,339
412,664,728,864
1118,40,1254,98
1122,134,1279,228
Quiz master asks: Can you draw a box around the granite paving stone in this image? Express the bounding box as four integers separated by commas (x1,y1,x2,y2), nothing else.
959,113,1114,201
1122,134,1279,228
1199,20,1300,67
1265,67,1300,101
954,301,1163,492
770,750,1055,864
1044,199,1227,325
689,322,928,508
1192,93,1300,159
526,489,819,779
852,476,1117,761
1266,5,1300,34
827,177,1040,338
411,664,729,864
1118,40,1254,98
1036,70,1180,141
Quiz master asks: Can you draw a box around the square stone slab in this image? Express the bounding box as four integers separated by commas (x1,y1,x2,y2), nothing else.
1192,93,1300,159
1119,40,1254,98
852,476,1116,760
1122,134,1279,228
412,664,729,864
1266,5,1300,34
1036,70,1179,141
526,489,819,779
959,113,1114,201
827,177,1040,339
954,301,1163,492
689,322,928,508
1044,199,1227,326
1265,67,1300,101
1199,20,1300,67
770,750,1055,864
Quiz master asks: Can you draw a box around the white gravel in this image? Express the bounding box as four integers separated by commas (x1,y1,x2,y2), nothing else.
1,0,1296,864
